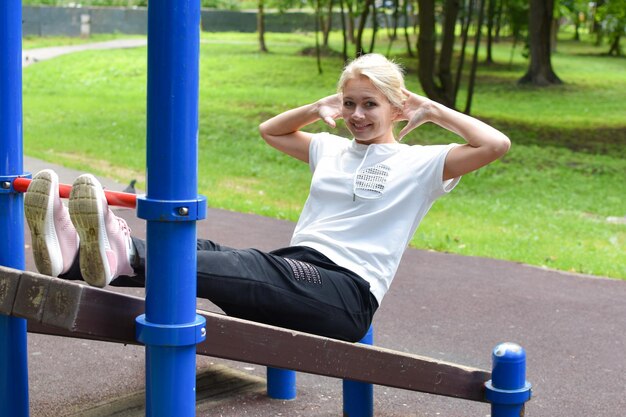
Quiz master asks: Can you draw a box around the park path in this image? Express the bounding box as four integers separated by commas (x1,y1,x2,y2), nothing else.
17,39,626,416
22,38,147,67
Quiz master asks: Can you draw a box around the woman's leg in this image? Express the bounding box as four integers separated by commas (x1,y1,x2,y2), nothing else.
114,237,236,287
25,170,375,341
126,239,376,341
193,247,377,342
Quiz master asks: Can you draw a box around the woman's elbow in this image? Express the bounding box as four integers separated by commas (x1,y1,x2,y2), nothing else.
258,122,272,143
492,134,511,158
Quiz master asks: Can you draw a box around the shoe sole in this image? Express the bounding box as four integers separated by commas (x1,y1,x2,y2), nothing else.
24,171,62,277
69,175,111,288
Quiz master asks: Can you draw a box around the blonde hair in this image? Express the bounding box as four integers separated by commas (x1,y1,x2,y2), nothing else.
337,53,406,110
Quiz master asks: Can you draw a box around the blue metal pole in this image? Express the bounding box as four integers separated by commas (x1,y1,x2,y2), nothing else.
343,326,374,417
485,342,532,417
0,1,30,416
134,1,206,416
267,368,297,400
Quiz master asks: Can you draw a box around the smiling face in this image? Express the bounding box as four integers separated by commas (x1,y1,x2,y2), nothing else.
341,75,399,145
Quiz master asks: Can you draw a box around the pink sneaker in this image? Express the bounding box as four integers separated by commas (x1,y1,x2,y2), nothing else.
24,169,79,277
69,174,135,288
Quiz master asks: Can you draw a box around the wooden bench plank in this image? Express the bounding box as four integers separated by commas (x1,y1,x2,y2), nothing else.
1,266,489,402
13,271,52,322
198,314,489,401
0,266,21,315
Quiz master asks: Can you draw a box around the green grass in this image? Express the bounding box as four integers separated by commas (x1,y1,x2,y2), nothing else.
22,31,626,279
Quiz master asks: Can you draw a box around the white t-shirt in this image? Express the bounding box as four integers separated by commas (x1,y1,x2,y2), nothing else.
290,133,460,306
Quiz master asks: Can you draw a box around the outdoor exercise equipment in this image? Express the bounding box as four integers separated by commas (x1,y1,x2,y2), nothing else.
0,1,532,416
0,266,532,415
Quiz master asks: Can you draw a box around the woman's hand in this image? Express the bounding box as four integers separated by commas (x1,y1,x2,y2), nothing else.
397,88,435,141
317,94,343,128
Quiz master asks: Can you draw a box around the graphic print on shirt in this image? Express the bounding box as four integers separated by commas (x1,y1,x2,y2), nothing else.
354,163,390,199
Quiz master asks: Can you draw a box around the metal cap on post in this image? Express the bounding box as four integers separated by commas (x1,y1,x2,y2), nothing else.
485,342,532,417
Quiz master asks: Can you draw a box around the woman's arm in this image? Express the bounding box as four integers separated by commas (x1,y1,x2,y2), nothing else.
398,88,511,181
259,94,342,163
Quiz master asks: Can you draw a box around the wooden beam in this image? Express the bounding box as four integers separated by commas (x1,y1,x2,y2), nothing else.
0,266,490,402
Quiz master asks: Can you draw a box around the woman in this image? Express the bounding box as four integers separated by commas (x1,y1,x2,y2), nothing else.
25,54,509,342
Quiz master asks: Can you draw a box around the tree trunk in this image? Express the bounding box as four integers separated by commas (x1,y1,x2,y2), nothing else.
454,0,474,102
438,0,461,103
403,0,414,57
356,0,373,56
518,0,562,85
368,1,378,53
322,0,334,47
608,35,621,56
258,0,268,53
315,0,323,74
417,0,455,108
355,0,374,56
465,0,486,114
494,0,504,41
485,0,496,63
346,0,355,43
391,0,400,41
339,0,349,62
591,0,605,36
385,0,401,56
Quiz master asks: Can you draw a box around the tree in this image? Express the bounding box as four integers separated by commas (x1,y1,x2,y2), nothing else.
417,0,467,109
465,0,487,113
315,0,323,73
402,0,416,57
338,0,349,62
591,0,606,45
256,0,300,53
355,0,374,55
344,0,357,43
485,0,497,63
258,0,269,53
597,0,626,56
518,0,562,85
319,0,335,47
560,0,589,41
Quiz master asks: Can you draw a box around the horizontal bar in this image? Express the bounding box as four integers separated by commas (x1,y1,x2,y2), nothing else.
13,177,137,209
0,266,491,402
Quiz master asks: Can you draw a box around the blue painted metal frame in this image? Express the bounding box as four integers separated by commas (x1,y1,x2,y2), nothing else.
0,1,30,416
136,1,206,416
343,326,374,417
267,367,297,400
136,196,207,222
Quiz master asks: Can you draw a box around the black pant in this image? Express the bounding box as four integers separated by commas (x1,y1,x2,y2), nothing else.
62,238,378,342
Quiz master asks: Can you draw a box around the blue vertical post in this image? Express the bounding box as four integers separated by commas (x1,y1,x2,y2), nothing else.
267,367,297,400
343,326,374,417
485,342,532,417
134,1,206,416
0,1,30,416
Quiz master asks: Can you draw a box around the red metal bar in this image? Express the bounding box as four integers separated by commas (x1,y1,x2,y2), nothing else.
13,177,137,209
